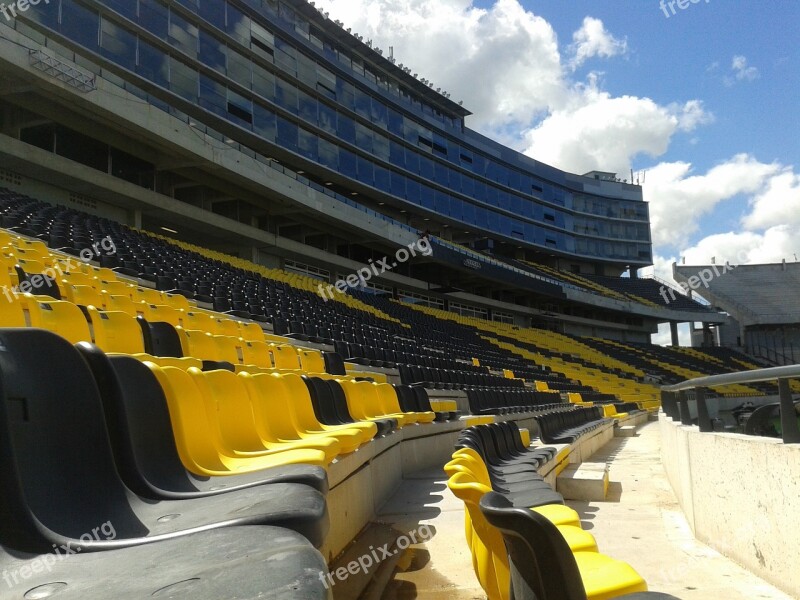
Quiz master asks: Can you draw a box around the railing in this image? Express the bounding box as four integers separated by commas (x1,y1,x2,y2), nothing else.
661,365,800,443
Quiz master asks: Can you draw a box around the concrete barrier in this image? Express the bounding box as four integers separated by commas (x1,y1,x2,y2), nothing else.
660,414,800,598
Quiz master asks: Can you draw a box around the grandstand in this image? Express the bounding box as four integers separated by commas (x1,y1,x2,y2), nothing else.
674,262,800,365
0,3,797,600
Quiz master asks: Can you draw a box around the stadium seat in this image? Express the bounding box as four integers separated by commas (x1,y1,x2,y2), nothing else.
78,347,328,497
241,372,372,453
147,363,330,475
87,307,147,354
189,368,343,463
0,329,329,549
0,527,331,600
480,492,677,600
25,296,91,344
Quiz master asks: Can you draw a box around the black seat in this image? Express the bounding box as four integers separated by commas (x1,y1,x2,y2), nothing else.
0,329,328,551
77,346,328,498
0,526,330,599
479,492,681,600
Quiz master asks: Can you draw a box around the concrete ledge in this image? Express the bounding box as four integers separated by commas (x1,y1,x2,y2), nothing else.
615,425,637,438
660,415,800,598
567,420,616,463
557,462,609,501
321,420,468,563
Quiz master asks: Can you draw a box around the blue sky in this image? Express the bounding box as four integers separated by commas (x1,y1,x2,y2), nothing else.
320,0,799,342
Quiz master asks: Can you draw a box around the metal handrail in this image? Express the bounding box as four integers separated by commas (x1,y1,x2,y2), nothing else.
661,364,800,443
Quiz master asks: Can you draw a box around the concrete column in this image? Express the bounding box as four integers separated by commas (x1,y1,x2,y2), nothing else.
131,209,142,229
670,322,680,346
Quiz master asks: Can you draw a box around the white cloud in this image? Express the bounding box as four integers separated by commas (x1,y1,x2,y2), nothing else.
568,16,627,70
316,0,567,132
724,55,759,86
316,0,706,163
643,154,781,249
742,170,800,230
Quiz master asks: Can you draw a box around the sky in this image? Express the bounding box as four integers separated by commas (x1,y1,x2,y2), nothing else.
315,0,800,344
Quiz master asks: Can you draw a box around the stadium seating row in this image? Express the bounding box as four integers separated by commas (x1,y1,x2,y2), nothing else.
446,423,680,600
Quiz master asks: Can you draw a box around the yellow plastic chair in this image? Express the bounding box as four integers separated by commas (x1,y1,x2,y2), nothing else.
339,380,416,427
25,296,91,344
147,364,327,475
242,372,372,453
87,307,146,354
189,368,341,463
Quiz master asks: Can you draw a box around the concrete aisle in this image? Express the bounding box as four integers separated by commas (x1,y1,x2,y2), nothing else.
349,420,793,599
566,421,792,600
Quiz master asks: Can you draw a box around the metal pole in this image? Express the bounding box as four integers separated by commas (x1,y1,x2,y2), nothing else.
778,378,800,444
695,388,711,432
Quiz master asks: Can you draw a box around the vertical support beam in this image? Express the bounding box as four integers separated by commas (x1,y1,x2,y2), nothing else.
661,390,676,419
778,378,800,444
678,391,692,425
670,322,680,347
695,388,712,432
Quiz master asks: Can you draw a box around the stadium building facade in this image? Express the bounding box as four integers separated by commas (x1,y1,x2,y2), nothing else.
0,0,720,340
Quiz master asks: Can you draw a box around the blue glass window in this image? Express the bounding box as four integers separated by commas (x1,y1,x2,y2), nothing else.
276,116,298,151
100,16,136,70
139,0,169,39
137,40,169,87
168,9,198,56
60,1,100,49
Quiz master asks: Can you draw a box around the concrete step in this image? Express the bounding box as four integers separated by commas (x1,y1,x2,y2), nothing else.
615,425,637,438
557,462,609,501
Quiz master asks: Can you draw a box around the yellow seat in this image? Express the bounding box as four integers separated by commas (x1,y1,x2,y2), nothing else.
131,354,203,370
240,340,273,368
213,317,240,337
0,294,26,326
26,295,91,344
182,310,217,333
242,372,373,453
297,348,326,374
447,449,581,528
339,380,416,427
602,405,628,419
189,368,341,463
98,280,133,296
144,304,184,327
211,334,243,365
147,364,327,475
375,382,436,424
447,472,511,600
131,286,165,305
573,552,648,600
163,292,191,311
237,321,266,343
63,284,105,309
271,343,301,370
177,328,218,361
87,307,146,354
102,292,144,317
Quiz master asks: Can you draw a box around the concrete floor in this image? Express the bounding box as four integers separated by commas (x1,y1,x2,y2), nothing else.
343,420,794,600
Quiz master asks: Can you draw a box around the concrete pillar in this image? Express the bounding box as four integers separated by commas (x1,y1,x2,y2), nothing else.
131,209,142,229
670,322,680,347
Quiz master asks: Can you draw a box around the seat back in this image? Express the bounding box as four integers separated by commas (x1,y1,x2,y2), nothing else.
88,307,146,354
446,472,509,600
0,329,147,552
26,297,91,344
480,491,587,600
240,372,306,442
191,369,264,452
